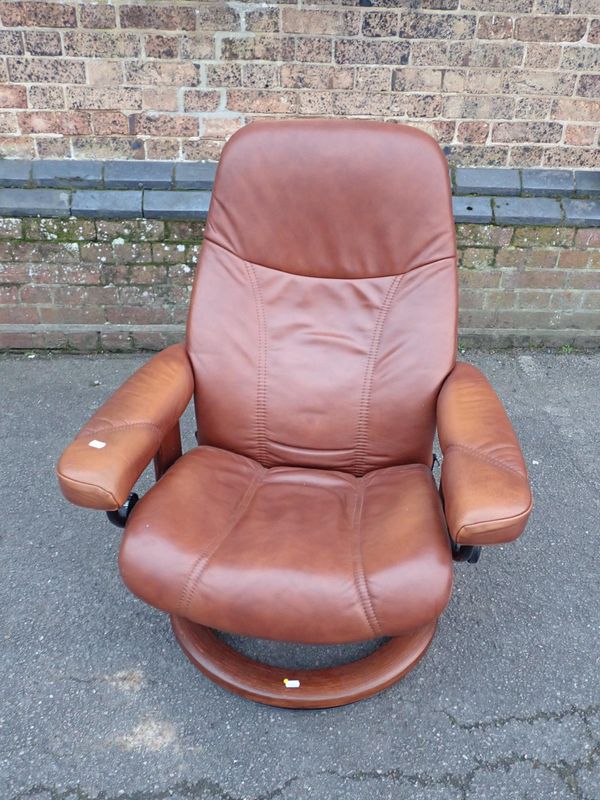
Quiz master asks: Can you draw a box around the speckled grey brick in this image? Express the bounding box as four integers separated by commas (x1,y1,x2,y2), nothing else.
455,168,520,196
493,197,562,225
575,171,600,197
0,188,69,217
174,162,217,190
72,190,142,219
522,169,574,197
563,199,600,227
0,160,32,188
144,191,211,220
452,196,493,224
104,161,174,189
32,160,102,188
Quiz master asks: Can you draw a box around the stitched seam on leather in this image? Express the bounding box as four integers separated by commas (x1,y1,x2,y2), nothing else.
204,235,455,280
245,261,269,467
56,470,120,508
79,421,163,438
445,443,526,478
456,499,533,544
350,485,381,638
176,468,265,616
353,275,403,476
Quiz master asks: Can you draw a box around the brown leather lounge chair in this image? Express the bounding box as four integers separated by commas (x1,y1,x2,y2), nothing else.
57,120,532,708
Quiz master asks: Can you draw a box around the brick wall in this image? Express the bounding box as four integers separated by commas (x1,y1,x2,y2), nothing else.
1,215,598,351
0,0,598,168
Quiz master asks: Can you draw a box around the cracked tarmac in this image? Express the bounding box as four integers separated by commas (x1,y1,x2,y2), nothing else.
1,349,599,800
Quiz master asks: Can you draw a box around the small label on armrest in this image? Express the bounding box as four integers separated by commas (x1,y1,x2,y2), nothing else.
89,440,106,449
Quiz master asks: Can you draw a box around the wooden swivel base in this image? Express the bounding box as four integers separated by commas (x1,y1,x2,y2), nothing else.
171,615,437,709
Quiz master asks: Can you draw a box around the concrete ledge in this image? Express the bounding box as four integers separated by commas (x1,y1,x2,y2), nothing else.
494,197,563,225
0,188,70,217
71,190,143,219
0,186,595,225
452,196,493,224
143,190,211,220
455,168,521,196
0,161,598,226
2,323,598,353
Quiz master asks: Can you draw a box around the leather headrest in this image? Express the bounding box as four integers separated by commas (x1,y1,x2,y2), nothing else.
205,119,455,279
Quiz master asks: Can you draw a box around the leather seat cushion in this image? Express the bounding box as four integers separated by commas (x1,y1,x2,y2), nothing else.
119,446,453,644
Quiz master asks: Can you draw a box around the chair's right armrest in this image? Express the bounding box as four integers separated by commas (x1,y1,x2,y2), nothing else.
57,343,194,511
436,362,533,546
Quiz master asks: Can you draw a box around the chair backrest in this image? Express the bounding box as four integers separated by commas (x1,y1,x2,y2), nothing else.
186,120,457,475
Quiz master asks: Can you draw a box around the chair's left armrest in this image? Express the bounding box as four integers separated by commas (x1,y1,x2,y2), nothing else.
436,362,533,546
57,343,194,511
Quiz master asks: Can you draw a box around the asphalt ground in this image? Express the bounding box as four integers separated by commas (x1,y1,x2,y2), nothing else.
1,348,599,800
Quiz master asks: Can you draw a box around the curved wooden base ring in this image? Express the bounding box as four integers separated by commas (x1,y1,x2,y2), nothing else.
170,615,437,708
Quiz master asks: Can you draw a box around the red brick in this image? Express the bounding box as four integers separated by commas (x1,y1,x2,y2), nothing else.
362,11,399,37
0,305,39,323
283,9,359,35
477,14,515,39
492,121,563,143
246,8,279,33
515,16,587,41
80,3,116,29
183,90,221,113
8,57,86,84
0,30,24,55
202,117,244,138
0,2,76,27
90,111,132,136
524,43,561,69
28,85,64,109
180,35,214,60
564,125,596,146
40,306,106,324
221,36,295,62
125,61,200,87
106,305,171,325
457,121,489,144
23,31,62,55
576,74,600,98
120,5,195,31
227,90,298,114
558,251,590,269
568,272,600,290
19,111,91,135
197,4,240,32
295,37,333,63
100,331,134,352
86,60,123,87
138,114,198,137
335,39,410,66
0,111,17,133
67,87,142,111
19,285,50,304
398,12,476,39
574,229,600,249
142,88,179,112
0,286,18,304
242,64,279,89
501,270,566,289
0,84,26,108
143,34,180,60
355,67,391,92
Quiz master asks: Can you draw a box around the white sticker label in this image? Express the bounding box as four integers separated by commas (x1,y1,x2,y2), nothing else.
283,678,300,688
89,440,106,449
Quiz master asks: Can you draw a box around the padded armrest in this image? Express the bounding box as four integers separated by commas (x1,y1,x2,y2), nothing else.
57,343,194,511
436,362,532,546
